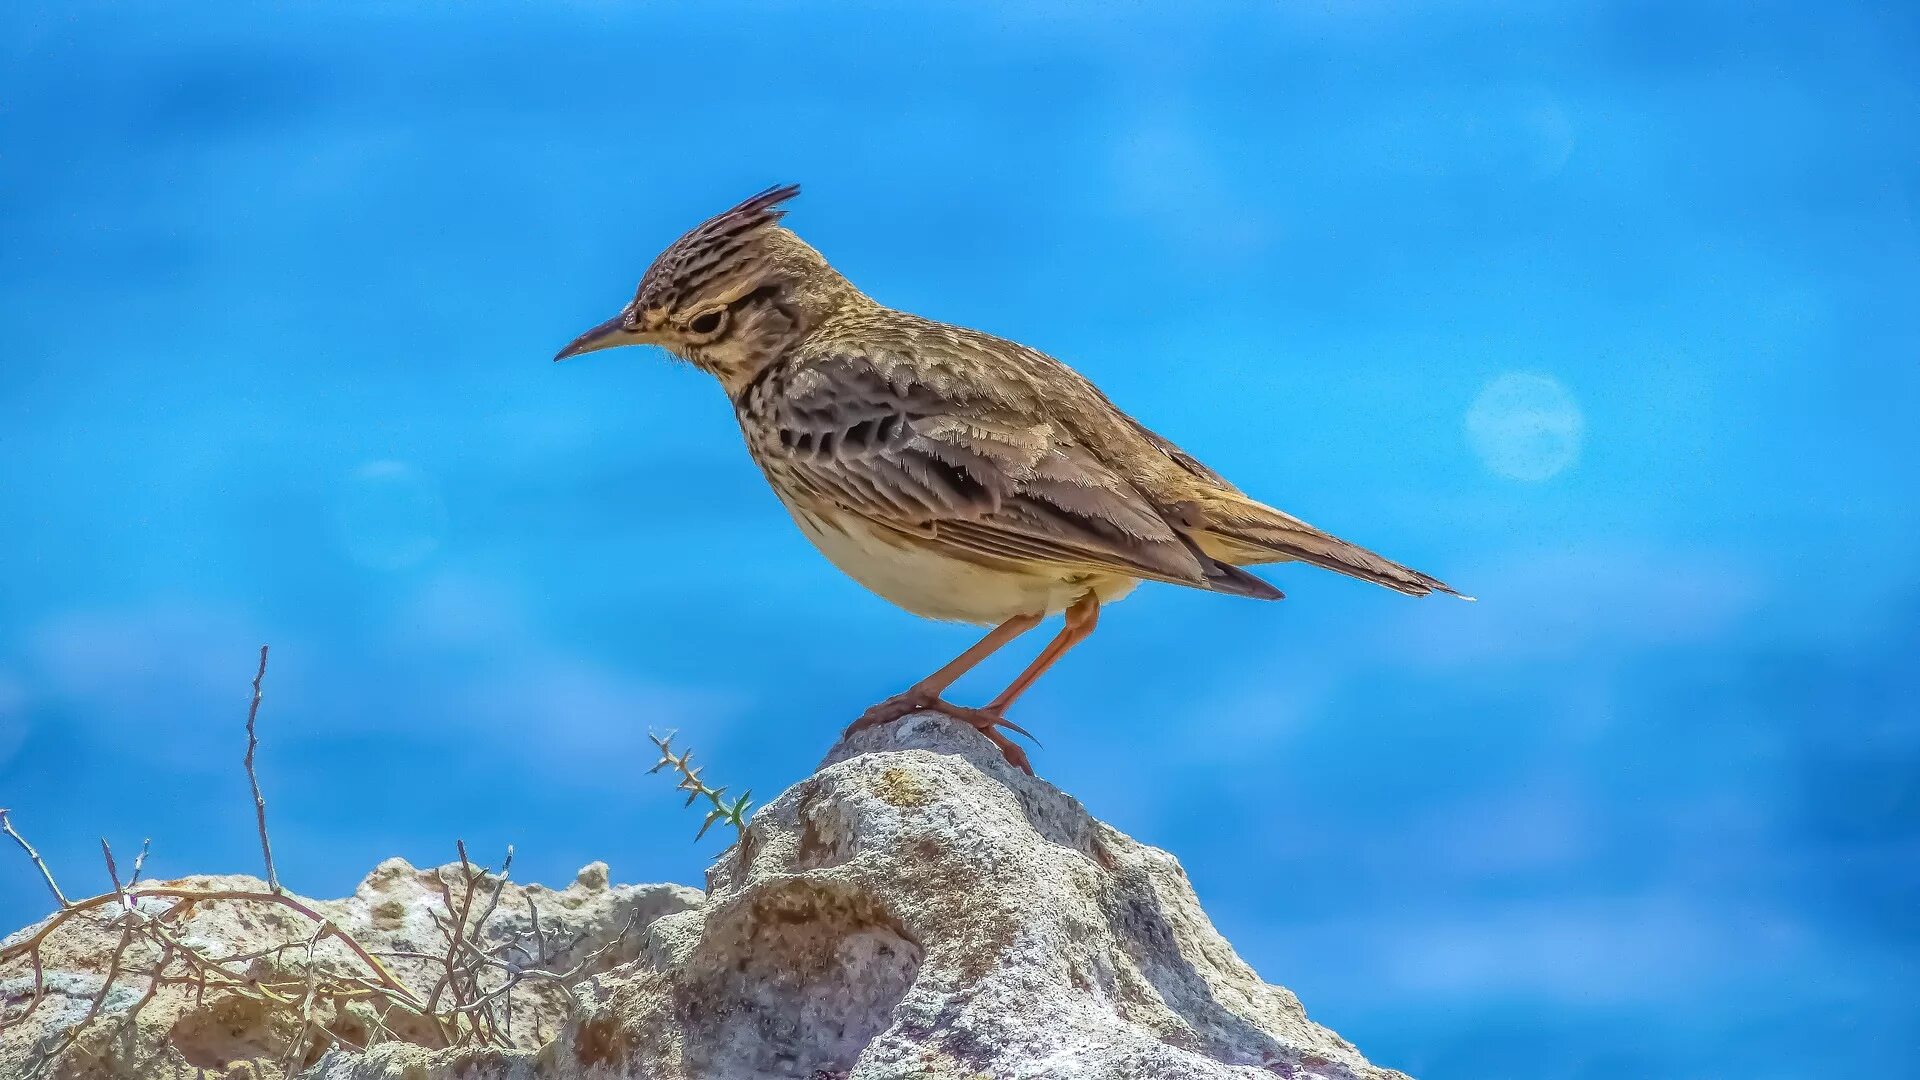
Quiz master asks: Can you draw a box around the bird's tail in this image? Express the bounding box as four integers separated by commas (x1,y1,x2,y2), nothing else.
1187,493,1469,599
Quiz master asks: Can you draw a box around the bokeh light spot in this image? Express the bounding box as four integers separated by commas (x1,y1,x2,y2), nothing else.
1466,372,1585,482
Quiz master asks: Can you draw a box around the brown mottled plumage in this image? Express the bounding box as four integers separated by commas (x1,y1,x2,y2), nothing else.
556,185,1466,772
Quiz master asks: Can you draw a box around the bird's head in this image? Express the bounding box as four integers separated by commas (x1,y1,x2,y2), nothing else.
554,184,854,391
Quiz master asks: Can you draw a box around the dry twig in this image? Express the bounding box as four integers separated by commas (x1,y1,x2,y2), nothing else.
1,808,69,909
0,646,628,1075
243,643,280,894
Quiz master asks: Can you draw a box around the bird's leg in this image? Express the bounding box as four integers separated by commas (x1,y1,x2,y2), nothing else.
847,597,1100,776
982,592,1101,715
931,594,1100,775
846,613,1043,737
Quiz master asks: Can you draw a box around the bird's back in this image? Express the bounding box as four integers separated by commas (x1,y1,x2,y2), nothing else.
796,307,1215,493
756,302,1461,600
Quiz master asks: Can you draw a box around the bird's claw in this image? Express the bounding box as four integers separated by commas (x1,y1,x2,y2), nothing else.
845,694,1037,775
844,693,932,737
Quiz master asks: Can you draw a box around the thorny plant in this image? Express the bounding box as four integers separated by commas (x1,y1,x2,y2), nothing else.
647,731,754,843
0,645,646,1077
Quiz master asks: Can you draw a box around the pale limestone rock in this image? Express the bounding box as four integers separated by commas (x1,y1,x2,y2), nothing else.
0,858,697,1079
4,714,1406,1080
530,713,1405,1080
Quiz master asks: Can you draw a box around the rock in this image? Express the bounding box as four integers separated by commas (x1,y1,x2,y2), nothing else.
536,714,1405,1080
0,857,699,1079
2,715,1406,1079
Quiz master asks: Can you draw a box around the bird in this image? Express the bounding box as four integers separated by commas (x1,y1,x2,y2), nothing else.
556,185,1467,773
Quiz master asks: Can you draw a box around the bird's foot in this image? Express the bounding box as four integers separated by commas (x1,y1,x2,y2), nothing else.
844,691,936,737
845,693,1037,775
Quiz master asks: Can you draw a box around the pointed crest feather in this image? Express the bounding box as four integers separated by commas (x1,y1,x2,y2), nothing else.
635,184,803,312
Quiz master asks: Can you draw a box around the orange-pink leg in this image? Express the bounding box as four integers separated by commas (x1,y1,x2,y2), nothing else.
846,595,1103,776
846,612,1043,736
983,593,1100,714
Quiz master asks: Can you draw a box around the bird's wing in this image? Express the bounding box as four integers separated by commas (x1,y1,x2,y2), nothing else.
1108,412,1463,598
1087,392,1464,599
750,351,1259,591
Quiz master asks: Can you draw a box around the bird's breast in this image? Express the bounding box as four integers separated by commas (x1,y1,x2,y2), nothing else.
774,495,1136,625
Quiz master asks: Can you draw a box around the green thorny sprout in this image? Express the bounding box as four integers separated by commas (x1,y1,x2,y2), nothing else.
647,732,753,844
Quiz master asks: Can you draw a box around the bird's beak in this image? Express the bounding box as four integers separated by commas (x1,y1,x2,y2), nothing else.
553,313,654,362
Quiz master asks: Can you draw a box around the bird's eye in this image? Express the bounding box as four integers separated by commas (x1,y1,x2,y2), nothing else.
687,309,726,337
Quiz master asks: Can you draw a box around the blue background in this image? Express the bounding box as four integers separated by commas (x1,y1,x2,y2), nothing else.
3,3,1915,1076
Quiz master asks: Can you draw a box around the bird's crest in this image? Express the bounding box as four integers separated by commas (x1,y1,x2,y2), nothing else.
634,184,801,314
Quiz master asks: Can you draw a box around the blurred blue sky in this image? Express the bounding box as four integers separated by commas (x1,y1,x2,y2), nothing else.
2,3,1915,1076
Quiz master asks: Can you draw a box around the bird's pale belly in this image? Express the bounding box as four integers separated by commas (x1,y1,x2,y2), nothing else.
782,499,1137,624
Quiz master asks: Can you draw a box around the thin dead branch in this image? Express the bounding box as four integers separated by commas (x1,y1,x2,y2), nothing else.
0,841,587,1068
0,646,631,1076
126,838,151,889
278,920,330,1076
1,808,70,909
243,643,280,894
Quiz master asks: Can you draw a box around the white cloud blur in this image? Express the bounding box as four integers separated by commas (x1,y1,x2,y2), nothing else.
1107,104,1282,266
1361,894,1814,1003
0,670,27,770
28,605,261,716
17,571,739,790
333,460,448,571
1243,888,1836,1014
383,569,745,788
1411,773,1593,875
1386,546,1763,668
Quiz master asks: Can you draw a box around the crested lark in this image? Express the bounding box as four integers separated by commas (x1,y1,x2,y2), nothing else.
557,185,1466,773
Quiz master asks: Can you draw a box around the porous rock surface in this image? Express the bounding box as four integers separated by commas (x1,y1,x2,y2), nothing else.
4,714,1406,1080
0,856,698,1079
